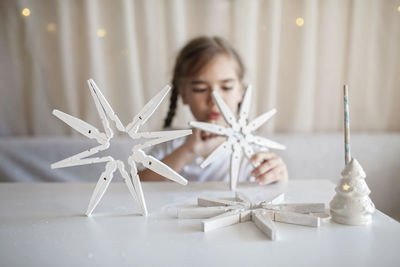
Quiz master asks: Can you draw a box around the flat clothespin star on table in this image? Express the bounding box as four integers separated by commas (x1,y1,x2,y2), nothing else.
190,86,286,190
178,192,329,240
51,79,191,216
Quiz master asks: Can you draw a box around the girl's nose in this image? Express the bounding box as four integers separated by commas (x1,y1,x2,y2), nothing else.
207,91,216,107
208,86,219,107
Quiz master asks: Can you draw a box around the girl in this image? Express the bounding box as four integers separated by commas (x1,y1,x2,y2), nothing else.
139,36,288,185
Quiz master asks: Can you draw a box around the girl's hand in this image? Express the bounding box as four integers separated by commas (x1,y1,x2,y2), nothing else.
183,128,225,158
250,152,288,185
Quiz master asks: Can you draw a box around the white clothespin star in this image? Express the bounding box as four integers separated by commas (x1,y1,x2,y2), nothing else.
178,192,330,241
52,79,191,216
189,86,286,190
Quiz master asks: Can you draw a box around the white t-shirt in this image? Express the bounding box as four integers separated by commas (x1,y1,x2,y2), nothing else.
142,135,262,182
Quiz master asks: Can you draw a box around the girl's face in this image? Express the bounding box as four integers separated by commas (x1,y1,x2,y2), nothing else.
180,54,243,124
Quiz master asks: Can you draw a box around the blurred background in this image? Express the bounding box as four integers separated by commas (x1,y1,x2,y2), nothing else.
1,0,399,134
0,0,399,219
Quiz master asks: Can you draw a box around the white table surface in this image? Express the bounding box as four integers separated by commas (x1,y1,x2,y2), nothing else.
0,180,399,267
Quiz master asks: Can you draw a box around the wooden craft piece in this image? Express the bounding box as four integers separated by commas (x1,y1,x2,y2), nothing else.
178,192,329,240
52,79,191,216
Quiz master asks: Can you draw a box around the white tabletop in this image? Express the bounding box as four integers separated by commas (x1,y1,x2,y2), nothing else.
0,180,399,266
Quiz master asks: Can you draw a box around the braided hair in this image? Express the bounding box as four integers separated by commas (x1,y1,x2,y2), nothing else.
163,36,245,128
163,84,179,128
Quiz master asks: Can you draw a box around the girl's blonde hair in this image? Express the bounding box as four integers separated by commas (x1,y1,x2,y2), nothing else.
163,36,245,128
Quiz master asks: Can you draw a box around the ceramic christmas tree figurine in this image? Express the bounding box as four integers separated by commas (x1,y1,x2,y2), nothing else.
330,158,375,225
329,85,375,225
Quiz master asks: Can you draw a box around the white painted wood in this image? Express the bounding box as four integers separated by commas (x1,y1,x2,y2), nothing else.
238,85,252,128
189,121,233,137
132,130,192,150
190,87,285,191
245,108,276,133
192,191,329,240
197,197,243,207
274,211,320,227
230,143,242,190
132,149,187,186
85,161,117,216
263,203,325,213
52,109,108,143
246,134,286,150
212,91,240,130
239,209,252,222
87,79,113,138
125,85,171,135
252,210,277,240
198,138,234,168
202,210,241,232
51,153,112,169
51,79,190,216
178,206,240,219
87,79,125,132
312,212,332,223
116,161,138,202
235,192,252,208
127,157,148,216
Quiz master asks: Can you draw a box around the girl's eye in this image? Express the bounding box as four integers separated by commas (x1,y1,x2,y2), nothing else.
222,86,233,91
192,88,207,93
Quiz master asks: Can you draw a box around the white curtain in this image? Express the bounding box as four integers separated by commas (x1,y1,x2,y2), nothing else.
0,0,399,136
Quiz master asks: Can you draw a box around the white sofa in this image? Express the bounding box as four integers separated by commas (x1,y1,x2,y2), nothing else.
1,134,399,221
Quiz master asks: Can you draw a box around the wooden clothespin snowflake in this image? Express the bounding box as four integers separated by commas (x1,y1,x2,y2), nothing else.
178,192,329,240
190,86,286,190
51,79,191,216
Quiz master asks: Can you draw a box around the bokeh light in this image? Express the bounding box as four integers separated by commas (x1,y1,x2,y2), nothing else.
96,28,106,38
296,17,304,27
21,8,31,17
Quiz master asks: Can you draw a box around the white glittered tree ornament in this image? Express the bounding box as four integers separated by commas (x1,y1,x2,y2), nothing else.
330,158,375,225
329,85,375,225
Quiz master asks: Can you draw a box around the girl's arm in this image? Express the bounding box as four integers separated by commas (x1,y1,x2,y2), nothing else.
138,129,225,181
138,143,197,181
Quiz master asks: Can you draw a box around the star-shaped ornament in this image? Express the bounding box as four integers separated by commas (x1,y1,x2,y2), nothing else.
342,183,351,191
178,192,329,240
52,79,191,216
190,86,286,190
